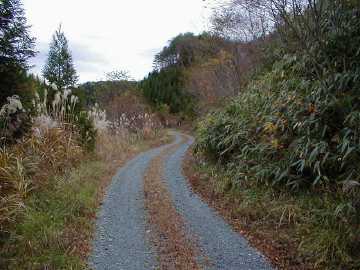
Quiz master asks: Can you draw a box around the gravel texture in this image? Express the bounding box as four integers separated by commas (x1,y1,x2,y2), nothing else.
144,136,201,269
90,132,273,269
164,134,274,270
89,134,182,270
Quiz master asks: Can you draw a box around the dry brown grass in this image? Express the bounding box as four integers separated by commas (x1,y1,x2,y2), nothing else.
0,84,171,268
0,126,83,233
0,149,27,231
183,148,313,270
93,129,170,207
144,136,203,270
1,125,169,269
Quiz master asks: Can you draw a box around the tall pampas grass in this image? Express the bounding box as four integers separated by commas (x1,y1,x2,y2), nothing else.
0,88,84,233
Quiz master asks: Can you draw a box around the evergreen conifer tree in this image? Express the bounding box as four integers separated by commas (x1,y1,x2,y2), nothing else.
42,25,78,90
0,0,36,104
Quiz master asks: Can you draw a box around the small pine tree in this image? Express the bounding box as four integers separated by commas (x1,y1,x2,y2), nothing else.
0,0,36,105
42,25,78,91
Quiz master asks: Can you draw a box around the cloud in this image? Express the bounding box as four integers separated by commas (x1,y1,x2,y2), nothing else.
29,40,109,81
138,47,163,59
71,43,107,65
71,42,108,75
29,42,48,75
23,0,213,82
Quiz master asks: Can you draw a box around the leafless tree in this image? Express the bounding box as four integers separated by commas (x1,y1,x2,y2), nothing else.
211,0,327,47
106,70,133,81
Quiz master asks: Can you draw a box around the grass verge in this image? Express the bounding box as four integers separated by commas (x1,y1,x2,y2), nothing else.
183,148,360,270
0,130,170,270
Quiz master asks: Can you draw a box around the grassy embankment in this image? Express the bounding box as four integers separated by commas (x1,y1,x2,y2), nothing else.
190,2,360,269
0,88,168,269
1,130,168,270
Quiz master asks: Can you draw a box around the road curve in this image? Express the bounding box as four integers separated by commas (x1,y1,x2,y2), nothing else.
90,132,273,270
164,134,273,270
89,134,183,270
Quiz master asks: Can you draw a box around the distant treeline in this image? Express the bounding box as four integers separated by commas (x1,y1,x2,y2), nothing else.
140,29,264,116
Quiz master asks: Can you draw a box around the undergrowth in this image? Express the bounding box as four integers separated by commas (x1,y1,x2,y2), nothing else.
0,128,166,269
191,159,359,269
1,159,105,269
195,2,360,269
0,81,165,269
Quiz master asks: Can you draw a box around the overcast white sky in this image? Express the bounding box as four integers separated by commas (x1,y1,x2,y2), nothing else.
23,0,215,82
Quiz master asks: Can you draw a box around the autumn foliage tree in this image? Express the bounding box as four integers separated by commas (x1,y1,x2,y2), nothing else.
142,32,241,116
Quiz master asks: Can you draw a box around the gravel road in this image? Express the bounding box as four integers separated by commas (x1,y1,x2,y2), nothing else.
164,134,273,270
90,132,273,270
89,134,182,270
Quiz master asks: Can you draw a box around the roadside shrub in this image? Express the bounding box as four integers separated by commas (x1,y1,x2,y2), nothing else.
196,3,360,191
196,52,360,190
0,149,29,232
33,87,97,152
0,124,83,243
0,95,31,144
0,88,86,247
77,111,97,152
195,2,360,267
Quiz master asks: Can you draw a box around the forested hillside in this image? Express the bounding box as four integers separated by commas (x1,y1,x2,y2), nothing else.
192,0,360,269
140,32,261,116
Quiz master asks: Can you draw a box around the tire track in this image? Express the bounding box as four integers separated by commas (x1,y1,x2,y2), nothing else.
164,134,274,270
90,131,273,270
89,135,182,270
144,135,202,269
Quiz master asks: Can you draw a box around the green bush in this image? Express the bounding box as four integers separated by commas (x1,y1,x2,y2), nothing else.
195,2,360,267
196,3,360,191
0,95,32,144
196,51,360,191
76,112,97,152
